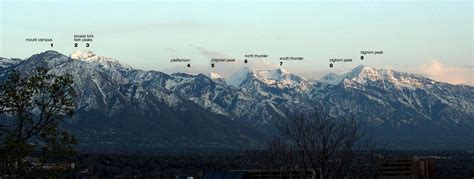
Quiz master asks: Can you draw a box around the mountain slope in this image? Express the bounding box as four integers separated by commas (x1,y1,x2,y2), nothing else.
1,51,473,149
0,51,266,149
316,65,474,129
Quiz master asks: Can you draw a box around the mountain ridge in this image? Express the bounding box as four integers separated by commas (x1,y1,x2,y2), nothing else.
1,50,473,149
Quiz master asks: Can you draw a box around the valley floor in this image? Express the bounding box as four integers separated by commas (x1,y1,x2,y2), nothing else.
55,149,474,178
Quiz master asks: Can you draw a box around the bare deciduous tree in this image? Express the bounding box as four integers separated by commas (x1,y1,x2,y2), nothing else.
262,109,379,179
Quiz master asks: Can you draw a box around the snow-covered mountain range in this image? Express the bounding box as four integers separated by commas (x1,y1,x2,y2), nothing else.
1,50,473,149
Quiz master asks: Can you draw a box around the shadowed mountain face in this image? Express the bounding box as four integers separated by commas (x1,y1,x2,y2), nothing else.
1,50,473,150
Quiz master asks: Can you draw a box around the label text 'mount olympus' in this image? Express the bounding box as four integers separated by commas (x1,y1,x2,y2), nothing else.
25,38,52,42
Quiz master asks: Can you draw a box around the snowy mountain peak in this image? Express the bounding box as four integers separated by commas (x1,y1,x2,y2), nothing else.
250,68,290,82
226,67,251,87
69,50,131,69
319,65,430,88
320,65,432,90
326,65,385,86
351,65,369,72
69,50,118,63
70,50,97,61
319,73,345,85
226,67,307,89
209,71,223,80
208,72,226,84
347,65,380,80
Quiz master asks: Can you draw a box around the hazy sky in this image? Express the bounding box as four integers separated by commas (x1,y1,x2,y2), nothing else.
1,0,472,85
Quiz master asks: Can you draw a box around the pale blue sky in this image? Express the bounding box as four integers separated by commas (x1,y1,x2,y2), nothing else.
0,0,472,84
